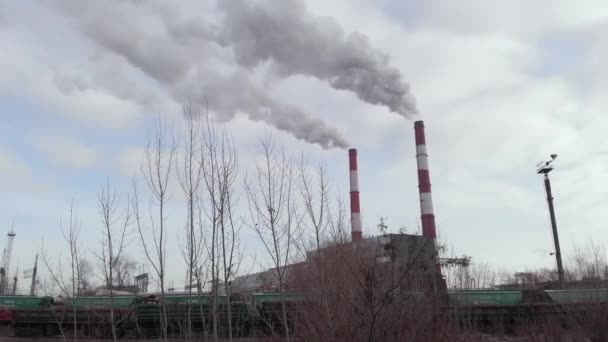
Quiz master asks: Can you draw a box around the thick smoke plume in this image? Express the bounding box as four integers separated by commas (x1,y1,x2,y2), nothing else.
54,0,416,149
218,0,417,118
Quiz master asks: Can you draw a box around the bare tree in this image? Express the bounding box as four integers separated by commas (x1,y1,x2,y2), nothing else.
200,115,240,341
326,194,349,246
468,262,496,289
41,202,83,342
177,107,204,340
95,179,132,342
348,239,438,341
297,158,335,339
133,117,176,342
290,229,447,341
298,158,329,253
245,135,299,342
113,256,137,289
571,239,607,285
78,258,95,295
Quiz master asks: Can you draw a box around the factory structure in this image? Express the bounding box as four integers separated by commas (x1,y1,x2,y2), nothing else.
1,120,462,296
229,120,446,294
1,120,604,340
1,120,454,297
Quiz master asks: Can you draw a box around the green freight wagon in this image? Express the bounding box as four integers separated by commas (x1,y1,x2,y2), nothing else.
136,294,229,322
13,296,139,338
249,293,308,336
64,296,139,309
135,294,250,338
163,294,229,305
251,292,307,305
448,291,523,306
0,296,52,336
546,289,608,304
0,296,53,309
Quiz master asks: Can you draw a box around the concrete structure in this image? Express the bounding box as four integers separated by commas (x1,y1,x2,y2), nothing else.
231,233,439,294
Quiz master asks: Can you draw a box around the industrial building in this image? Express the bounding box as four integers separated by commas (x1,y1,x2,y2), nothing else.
229,120,445,294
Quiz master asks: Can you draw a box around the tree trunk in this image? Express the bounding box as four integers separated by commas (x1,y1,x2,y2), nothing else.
187,198,195,341
221,221,233,341
279,281,291,342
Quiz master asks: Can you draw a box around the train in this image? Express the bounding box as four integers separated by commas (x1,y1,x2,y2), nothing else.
0,288,605,338
447,288,608,333
0,292,304,338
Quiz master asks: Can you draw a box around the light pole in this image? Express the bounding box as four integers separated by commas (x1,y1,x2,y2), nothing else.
537,154,565,288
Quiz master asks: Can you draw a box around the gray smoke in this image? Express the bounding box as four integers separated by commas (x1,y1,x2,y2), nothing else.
53,0,416,149
217,0,417,117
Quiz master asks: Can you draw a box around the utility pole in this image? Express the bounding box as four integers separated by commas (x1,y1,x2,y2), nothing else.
537,154,565,288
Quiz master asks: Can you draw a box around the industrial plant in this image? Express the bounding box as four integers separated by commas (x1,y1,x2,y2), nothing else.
0,120,602,341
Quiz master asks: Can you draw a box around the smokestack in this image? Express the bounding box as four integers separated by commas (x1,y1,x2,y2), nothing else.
414,121,437,239
349,149,363,242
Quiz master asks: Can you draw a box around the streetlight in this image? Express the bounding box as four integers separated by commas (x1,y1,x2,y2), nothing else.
536,154,565,288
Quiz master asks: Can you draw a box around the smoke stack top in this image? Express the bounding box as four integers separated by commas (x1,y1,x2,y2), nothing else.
414,120,426,145
414,121,437,239
349,149,362,241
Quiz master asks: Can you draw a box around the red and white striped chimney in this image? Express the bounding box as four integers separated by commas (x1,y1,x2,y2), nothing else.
349,149,363,242
414,121,437,239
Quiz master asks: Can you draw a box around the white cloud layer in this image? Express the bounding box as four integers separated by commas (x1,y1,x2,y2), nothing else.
0,145,31,178
1,0,608,290
29,135,99,169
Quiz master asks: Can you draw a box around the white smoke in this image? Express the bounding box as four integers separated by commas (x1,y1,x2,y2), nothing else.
52,0,417,149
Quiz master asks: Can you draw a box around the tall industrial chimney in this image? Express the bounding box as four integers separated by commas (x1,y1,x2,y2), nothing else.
349,149,363,241
414,121,437,239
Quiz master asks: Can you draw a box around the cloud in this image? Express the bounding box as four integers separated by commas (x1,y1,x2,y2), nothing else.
30,135,100,169
0,145,31,178
115,146,146,177
3,0,608,278
0,144,50,194
0,8,145,130
383,0,608,37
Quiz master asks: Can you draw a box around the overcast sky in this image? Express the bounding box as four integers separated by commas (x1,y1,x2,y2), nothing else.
2,0,608,292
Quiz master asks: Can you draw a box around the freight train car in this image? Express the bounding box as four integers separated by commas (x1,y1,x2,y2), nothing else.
0,288,607,338
447,290,533,332
12,296,139,338
545,289,608,304
446,289,608,333
447,288,608,306
448,290,524,306
246,292,307,336
0,296,54,336
135,294,250,338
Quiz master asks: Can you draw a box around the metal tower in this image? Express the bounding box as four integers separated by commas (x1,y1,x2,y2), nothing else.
0,230,16,294
29,254,38,296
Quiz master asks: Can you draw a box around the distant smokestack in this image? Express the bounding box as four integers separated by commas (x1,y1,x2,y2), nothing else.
349,149,362,241
414,121,437,239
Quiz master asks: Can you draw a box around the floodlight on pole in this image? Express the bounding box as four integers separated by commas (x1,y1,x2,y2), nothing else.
537,154,565,288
